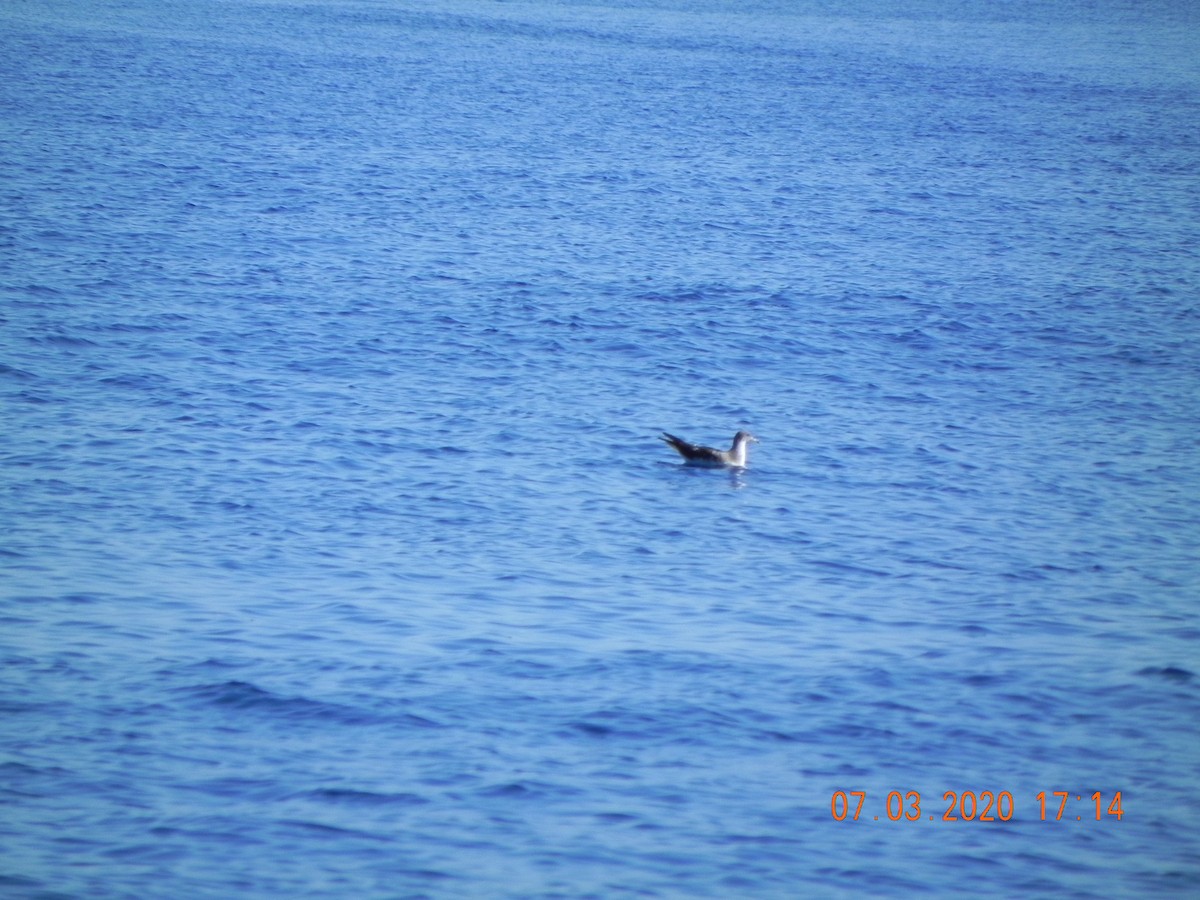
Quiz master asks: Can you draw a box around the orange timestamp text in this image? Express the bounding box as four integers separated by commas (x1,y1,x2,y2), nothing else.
831,790,1124,822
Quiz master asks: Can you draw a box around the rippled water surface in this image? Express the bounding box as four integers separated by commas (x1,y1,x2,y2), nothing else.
3,0,1199,896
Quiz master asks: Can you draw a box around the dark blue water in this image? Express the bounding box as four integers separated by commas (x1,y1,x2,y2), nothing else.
3,0,1199,896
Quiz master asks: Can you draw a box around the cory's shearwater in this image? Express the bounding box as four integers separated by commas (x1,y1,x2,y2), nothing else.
660,430,759,468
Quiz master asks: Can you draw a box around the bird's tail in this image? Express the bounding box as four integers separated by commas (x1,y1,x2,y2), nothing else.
660,432,688,456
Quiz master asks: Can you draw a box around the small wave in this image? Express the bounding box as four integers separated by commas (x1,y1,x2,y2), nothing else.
1136,666,1194,683
274,819,395,842
288,787,429,807
476,780,582,800
175,681,380,725
176,681,443,729
39,333,97,347
99,373,171,390
0,363,37,380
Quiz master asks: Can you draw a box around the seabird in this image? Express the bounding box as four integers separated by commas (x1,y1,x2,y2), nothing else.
660,430,759,468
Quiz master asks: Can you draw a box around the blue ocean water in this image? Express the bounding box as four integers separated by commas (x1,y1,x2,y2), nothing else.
2,0,1199,895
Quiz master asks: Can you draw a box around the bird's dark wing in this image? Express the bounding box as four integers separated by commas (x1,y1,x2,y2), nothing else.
660,432,726,464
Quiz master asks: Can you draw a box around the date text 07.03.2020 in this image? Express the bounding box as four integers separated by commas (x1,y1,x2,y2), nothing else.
830,790,1124,822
